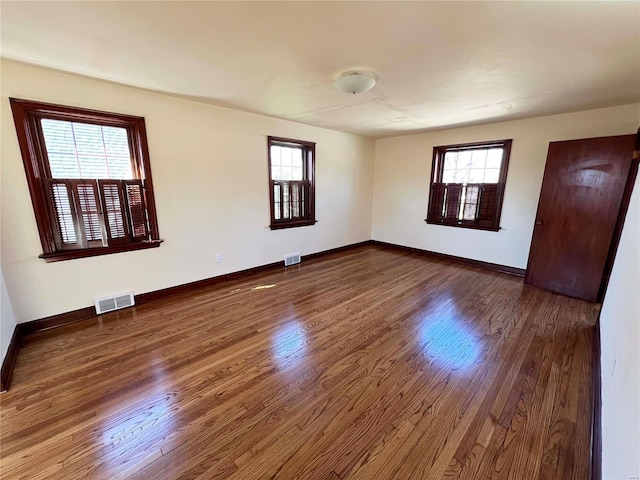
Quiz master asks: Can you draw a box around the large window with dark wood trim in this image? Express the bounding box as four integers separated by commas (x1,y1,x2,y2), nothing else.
426,139,511,231
268,136,315,229
10,98,162,262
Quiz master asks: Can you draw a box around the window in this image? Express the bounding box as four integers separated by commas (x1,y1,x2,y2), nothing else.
426,139,511,231
10,98,162,262
268,136,316,229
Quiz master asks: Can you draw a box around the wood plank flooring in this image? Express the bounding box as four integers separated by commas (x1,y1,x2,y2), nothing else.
0,245,597,479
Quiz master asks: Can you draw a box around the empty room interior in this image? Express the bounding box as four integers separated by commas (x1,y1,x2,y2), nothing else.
1,2,639,479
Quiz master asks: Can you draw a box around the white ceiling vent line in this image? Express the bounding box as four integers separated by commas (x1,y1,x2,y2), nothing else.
284,252,301,267
95,291,135,315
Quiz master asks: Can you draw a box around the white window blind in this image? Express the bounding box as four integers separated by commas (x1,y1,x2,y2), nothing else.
41,119,133,180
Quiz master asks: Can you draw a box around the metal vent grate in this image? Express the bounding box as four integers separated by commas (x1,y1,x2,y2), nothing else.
115,294,134,309
95,291,135,315
284,252,301,266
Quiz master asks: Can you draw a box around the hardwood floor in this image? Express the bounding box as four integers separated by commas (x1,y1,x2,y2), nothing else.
0,245,597,479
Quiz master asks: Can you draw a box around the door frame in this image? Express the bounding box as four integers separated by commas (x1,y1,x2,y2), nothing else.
598,136,640,301
524,131,639,303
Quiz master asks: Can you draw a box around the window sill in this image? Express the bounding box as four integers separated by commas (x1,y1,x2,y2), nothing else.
270,219,317,230
39,240,164,263
424,219,500,232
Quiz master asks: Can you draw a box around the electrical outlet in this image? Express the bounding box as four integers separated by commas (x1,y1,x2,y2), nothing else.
215,254,223,263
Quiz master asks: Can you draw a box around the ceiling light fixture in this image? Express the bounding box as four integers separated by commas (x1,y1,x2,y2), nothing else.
335,70,378,95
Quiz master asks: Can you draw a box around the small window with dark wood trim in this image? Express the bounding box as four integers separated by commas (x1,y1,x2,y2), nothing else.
10,98,162,262
426,139,511,231
268,136,315,230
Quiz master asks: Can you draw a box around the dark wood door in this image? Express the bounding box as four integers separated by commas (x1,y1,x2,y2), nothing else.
525,134,637,302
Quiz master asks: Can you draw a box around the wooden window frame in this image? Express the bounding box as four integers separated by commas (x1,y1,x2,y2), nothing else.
10,98,162,262
267,136,316,230
425,139,512,232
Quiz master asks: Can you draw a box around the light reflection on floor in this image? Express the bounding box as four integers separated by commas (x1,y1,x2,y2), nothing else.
271,320,308,370
415,312,483,373
100,359,177,471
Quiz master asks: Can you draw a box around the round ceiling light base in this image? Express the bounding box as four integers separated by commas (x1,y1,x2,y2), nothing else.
335,70,378,95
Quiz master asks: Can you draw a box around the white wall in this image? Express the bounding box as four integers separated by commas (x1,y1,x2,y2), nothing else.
600,173,640,480
0,60,375,323
0,83,18,366
1,266,17,368
372,104,640,268
1,58,639,470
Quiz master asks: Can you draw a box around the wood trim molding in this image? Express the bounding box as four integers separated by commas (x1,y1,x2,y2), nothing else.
4,238,524,391
426,139,512,232
9,98,162,262
267,136,316,230
591,315,602,480
598,138,639,301
39,240,163,263
14,238,521,336
301,240,372,262
1,327,23,392
9,241,374,335
0,250,329,390
135,260,284,306
138,241,373,305
370,240,526,277
18,306,97,336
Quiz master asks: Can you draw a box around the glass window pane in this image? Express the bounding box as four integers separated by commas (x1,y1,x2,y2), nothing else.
484,169,500,183
271,166,282,181
106,157,133,179
78,155,108,179
283,183,290,219
465,186,479,203
442,170,456,183
463,204,477,220
41,119,133,180
270,146,281,166
292,167,303,181
48,152,80,178
291,184,300,217
454,169,469,183
292,148,303,169
281,147,292,167
282,166,292,181
486,148,503,169
468,169,485,183
443,151,457,170
102,127,129,157
274,182,281,220
41,119,75,154
457,151,472,170
72,123,104,155
77,185,103,242
470,149,487,169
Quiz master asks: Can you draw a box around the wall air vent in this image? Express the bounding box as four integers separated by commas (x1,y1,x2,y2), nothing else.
95,291,135,315
284,252,301,267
